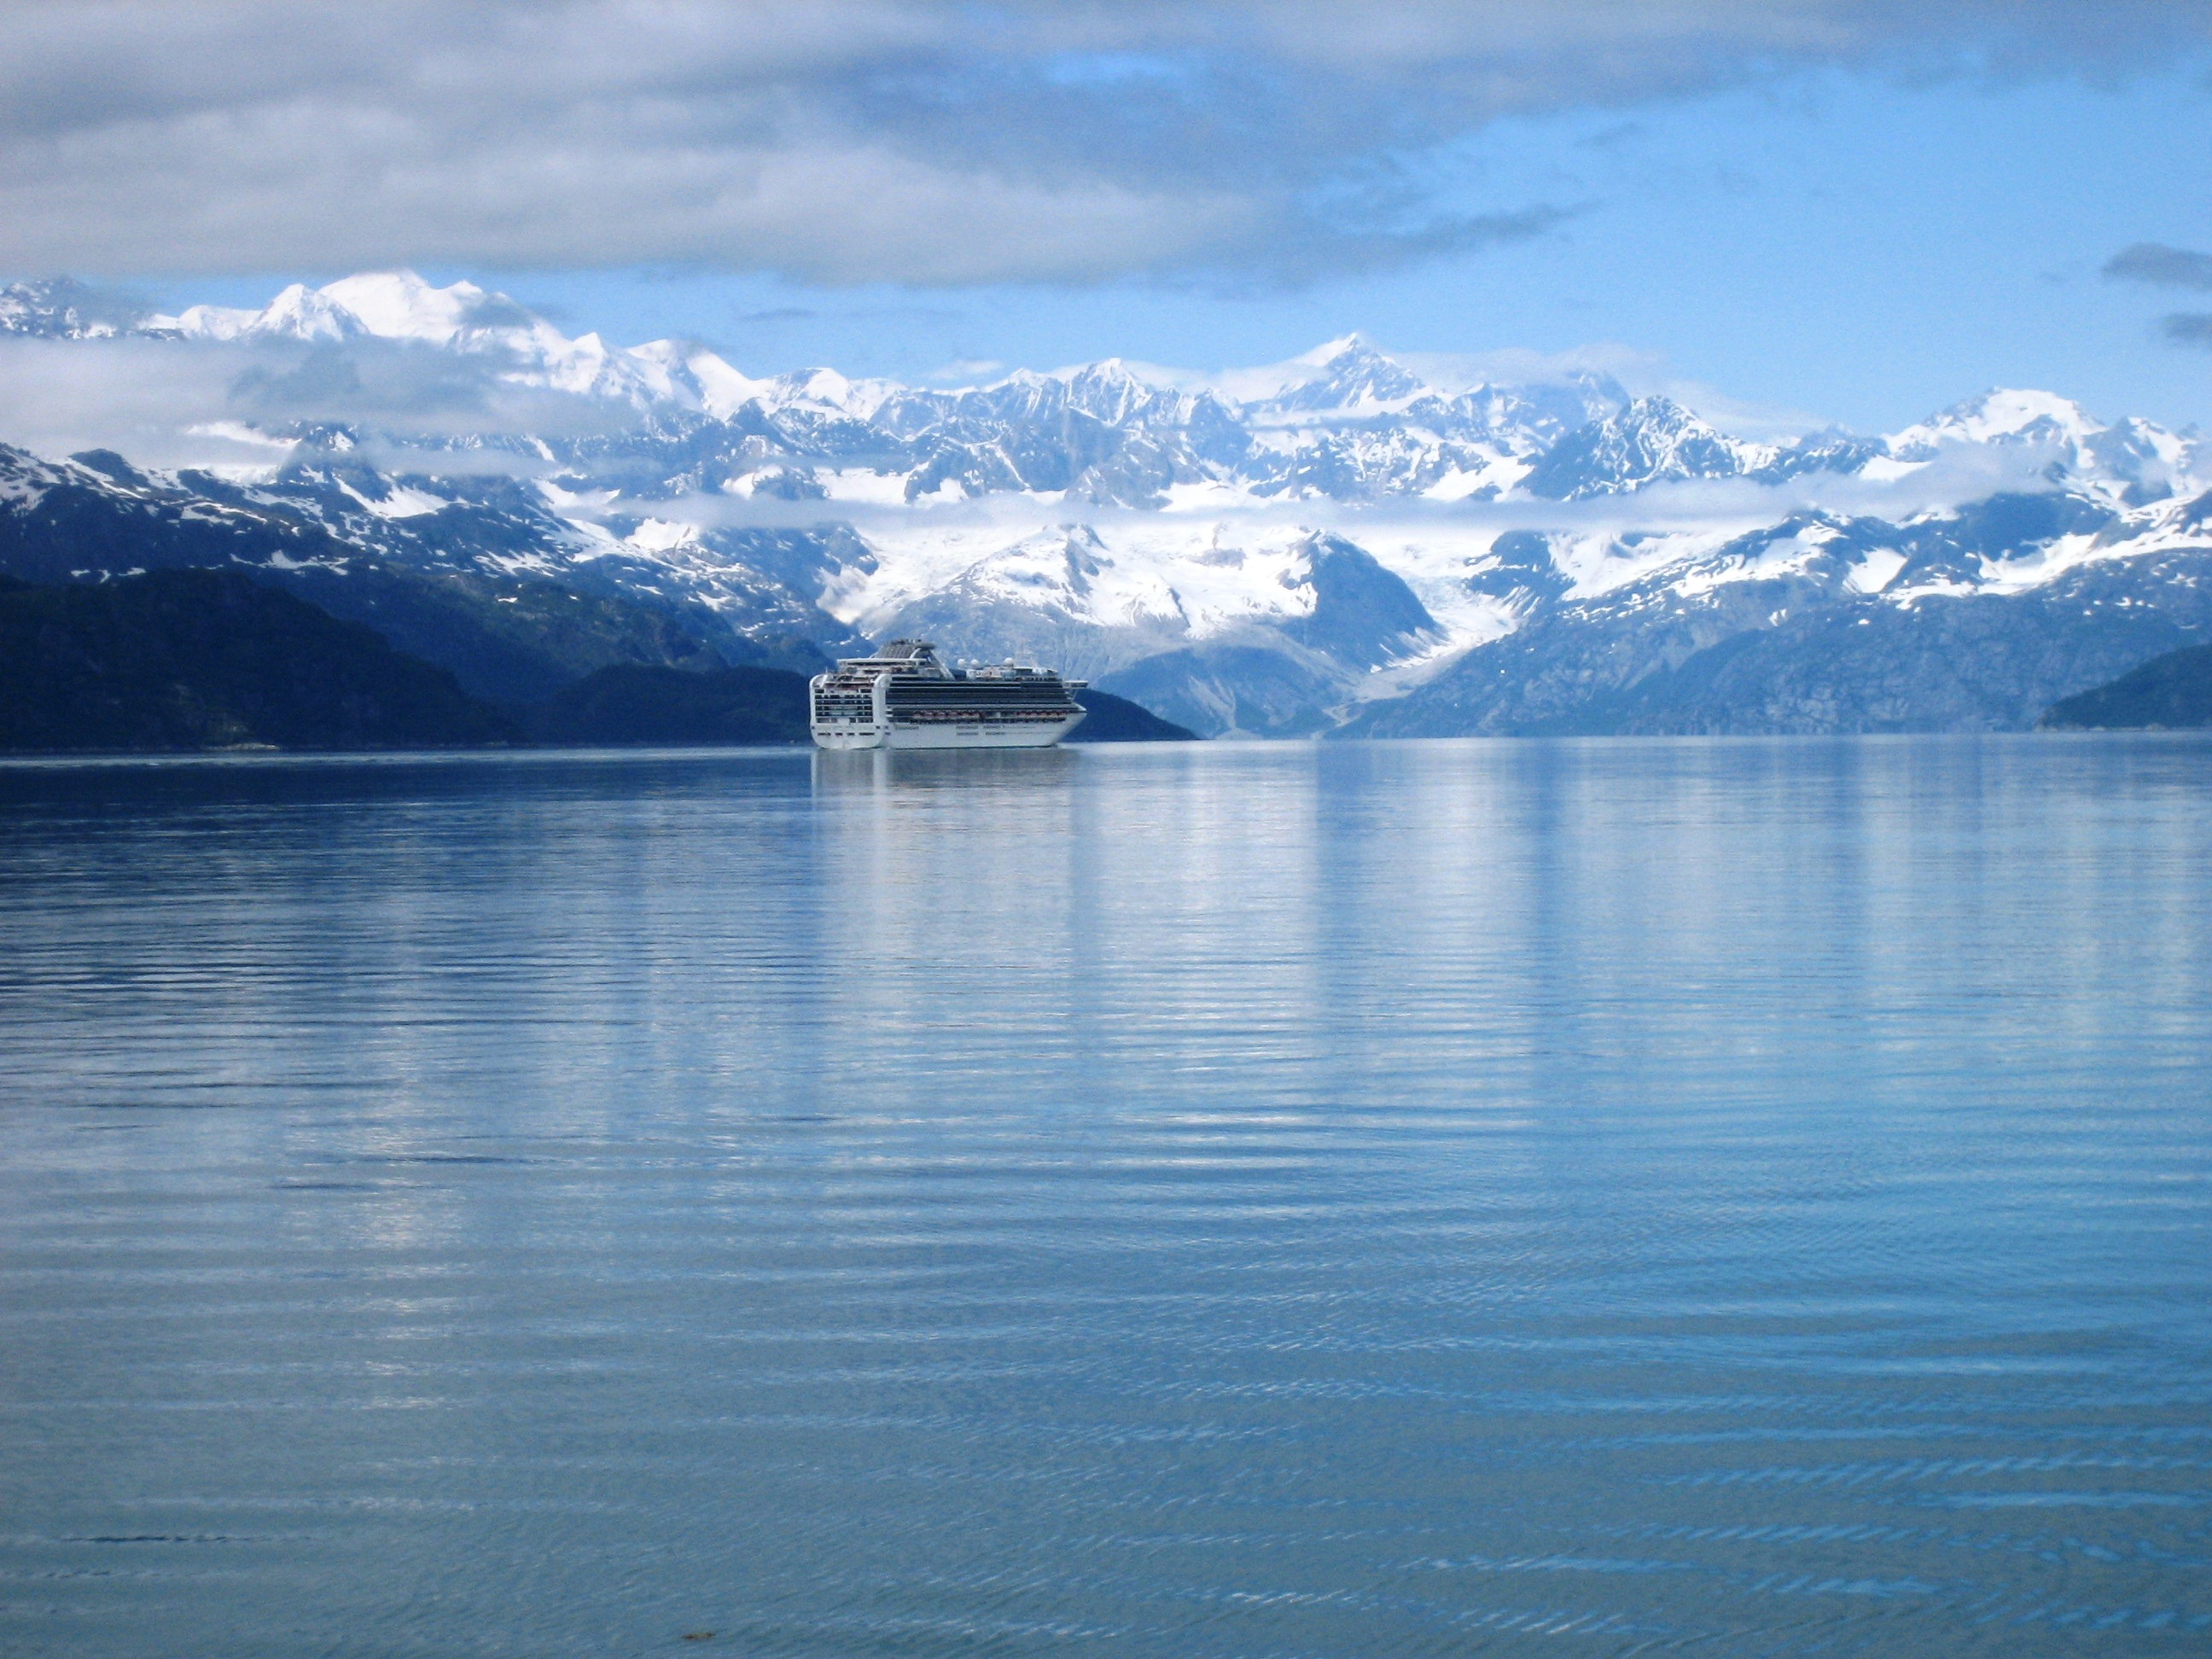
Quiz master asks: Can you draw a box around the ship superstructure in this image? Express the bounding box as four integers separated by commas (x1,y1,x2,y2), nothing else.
810,640,1087,750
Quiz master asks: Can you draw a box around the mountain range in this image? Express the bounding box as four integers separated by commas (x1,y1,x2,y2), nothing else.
2,271,2206,736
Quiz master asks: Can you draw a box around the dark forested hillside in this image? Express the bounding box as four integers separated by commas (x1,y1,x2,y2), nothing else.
0,568,1198,754
0,570,517,751
1068,689,1197,742
2041,642,2212,729
523,664,812,745
270,563,732,705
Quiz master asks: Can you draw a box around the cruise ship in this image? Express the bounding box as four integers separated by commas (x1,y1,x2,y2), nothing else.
810,640,1087,749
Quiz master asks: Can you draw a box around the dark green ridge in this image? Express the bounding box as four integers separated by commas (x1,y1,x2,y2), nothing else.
2041,642,2212,730
0,568,517,752
524,664,813,745
0,571,1196,753
272,563,736,706
1068,689,1197,742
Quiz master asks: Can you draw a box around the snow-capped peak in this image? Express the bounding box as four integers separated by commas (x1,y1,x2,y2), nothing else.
624,339,776,420
1055,358,1195,426
1295,332,1380,368
1883,388,2203,499
1254,335,1434,421
23,274,2203,525
148,300,275,341
1521,394,1778,500
149,271,498,348
317,271,491,346
255,282,368,342
1888,388,2104,458
754,367,873,416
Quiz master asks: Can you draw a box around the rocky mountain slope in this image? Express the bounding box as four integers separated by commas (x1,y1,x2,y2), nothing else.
1346,492,2212,736
0,442,772,702
2,271,2206,736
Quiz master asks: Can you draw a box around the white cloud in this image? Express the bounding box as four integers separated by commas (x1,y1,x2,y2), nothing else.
0,2,2201,284
0,334,638,468
0,337,282,465
562,439,2064,548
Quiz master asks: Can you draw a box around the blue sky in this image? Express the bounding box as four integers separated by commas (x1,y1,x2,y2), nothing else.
10,3,2212,436
444,66,2212,436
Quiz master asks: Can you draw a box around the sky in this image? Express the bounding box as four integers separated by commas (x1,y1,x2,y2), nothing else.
6,2,2212,436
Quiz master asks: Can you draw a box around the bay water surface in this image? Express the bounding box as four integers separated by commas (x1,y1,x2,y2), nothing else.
3,736,2209,1657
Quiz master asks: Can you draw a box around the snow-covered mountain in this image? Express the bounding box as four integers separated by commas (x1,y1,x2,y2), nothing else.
1,270,2207,734
1347,488,2212,736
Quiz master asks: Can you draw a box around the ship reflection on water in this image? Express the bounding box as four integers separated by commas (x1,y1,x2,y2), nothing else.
811,742,1086,794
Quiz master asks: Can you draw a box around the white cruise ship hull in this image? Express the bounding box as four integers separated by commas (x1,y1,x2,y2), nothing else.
813,712,1086,750
810,642,1087,752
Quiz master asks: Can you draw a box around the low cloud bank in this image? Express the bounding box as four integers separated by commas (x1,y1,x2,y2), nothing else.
0,335,640,469
624,445,2072,546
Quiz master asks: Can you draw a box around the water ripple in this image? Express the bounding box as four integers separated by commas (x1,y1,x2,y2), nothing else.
3,738,2210,1656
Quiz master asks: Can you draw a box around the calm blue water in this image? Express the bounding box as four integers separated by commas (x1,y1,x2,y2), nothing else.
3,737,2209,1658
